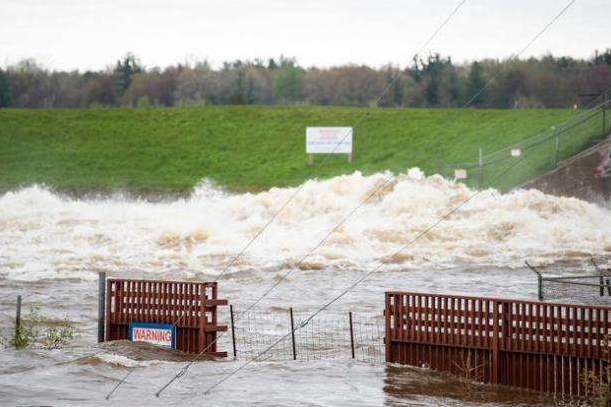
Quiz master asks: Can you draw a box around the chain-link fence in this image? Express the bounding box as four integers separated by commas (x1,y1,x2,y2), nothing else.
229,306,384,363
438,91,611,190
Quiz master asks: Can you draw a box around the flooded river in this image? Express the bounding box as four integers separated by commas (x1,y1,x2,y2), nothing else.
1,170,610,406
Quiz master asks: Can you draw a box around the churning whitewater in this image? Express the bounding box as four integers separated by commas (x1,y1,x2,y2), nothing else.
1,169,610,282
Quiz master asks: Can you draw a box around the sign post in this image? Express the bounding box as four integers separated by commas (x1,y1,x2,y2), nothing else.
98,271,106,343
306,127,353,165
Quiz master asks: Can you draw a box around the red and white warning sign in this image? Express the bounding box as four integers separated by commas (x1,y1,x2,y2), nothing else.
128,322,175,348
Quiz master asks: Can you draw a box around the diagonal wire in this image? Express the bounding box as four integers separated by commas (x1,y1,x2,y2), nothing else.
151,0,470,398
154,0,579,397
104,290,203,400
105,1,468,400
202,150,532,395
174,0,580,396
213,0,469,283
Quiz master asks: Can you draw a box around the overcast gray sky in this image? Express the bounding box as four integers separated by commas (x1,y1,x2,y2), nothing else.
1,0,608,71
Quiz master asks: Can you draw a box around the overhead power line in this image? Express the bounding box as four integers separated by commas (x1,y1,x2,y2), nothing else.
151,0,470,398
175,0,580,397
104,0,468,397
202,145,532,395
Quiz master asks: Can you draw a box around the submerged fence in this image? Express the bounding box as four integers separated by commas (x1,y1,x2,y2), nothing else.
103,276,228,356
439,91,611,190
229,306,384,363
385,291,611,397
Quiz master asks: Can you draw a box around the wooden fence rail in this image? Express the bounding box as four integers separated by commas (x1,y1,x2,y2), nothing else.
385,291,611,397
105,278,228,356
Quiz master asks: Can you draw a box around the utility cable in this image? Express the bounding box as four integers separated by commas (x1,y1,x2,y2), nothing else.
154,0,578,397
202,149,532,395
213,0,469,282
189,0,581,395
105,1,469,400
151,0,470,398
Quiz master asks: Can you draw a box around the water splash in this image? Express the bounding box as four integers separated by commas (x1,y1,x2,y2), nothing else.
1,171,610,281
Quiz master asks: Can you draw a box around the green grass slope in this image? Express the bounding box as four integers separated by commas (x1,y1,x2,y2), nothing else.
0,106,579,194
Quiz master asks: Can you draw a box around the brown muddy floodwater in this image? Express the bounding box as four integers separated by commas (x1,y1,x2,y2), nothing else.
1,170,610,406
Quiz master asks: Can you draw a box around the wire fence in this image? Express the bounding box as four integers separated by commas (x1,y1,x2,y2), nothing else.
230,306,384,363
439,91,611,191
540,275,611,305
528,259,611,306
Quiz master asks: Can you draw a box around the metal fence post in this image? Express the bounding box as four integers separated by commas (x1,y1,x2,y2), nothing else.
538,275,543,301
603,93,607,135
490,300,500,384
289,307,297,360
384,294,391,363
478,147,483,187
98,271,106,343
349,311,355,359
552,126,559,168
230,304,237,360
15,295,22,334
525,261,544,301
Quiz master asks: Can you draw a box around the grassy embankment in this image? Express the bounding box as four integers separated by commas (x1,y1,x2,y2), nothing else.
0,106,580,195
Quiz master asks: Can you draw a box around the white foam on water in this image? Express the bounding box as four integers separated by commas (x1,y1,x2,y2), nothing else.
1,171,610,281
92,353,157,368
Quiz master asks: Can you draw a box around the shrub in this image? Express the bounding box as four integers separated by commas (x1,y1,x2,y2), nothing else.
2,306,76,350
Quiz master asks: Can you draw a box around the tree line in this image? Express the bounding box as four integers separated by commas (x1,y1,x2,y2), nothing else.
0,50,610,109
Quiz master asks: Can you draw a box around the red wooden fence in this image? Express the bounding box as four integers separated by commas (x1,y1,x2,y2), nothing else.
105,278,228,356
385,291,611,397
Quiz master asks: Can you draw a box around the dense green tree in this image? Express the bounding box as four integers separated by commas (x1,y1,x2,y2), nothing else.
273,64,303,103
0,69,10,107
466,62,487,106
113,53,142,97
593,49,611,66
411,53,454,106
267,58,278,70
492,68,528,108
230,70,245,104
245,75,255,104
383,66,403,107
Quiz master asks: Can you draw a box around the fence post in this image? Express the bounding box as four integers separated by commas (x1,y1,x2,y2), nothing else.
230,304,237,360
290,307,297,360
349,311,355,359
15,295,22,334
490,300,500,384
478,147,483,187
384,294,391,363
553,126,559,167
98,271,106,343
603,93,607,135
525,261,544,301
